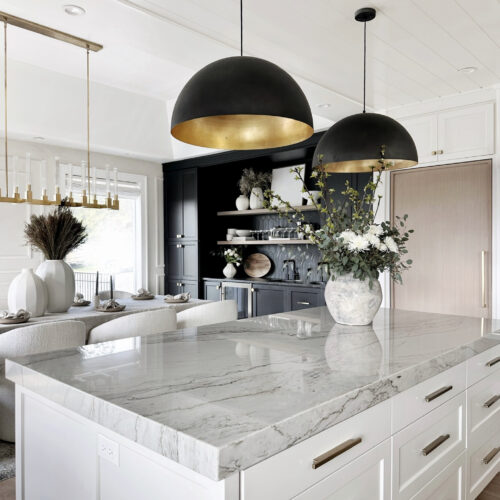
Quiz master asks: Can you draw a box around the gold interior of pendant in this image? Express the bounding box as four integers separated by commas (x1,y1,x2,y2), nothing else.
171,114,314,150
321,158,418,173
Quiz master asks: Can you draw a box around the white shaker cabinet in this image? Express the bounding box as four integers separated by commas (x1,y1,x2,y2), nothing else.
398,102,494,165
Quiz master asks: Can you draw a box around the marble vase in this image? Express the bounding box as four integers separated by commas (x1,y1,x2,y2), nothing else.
36,260,75,313
249,187,264,209
8,268,48,317
223,263,237,279
235,195,250,211
325,273,382,326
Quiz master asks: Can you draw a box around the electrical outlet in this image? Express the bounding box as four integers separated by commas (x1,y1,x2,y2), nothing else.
98,434,119,466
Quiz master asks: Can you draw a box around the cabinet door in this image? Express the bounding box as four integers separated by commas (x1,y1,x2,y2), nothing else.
166,279,181,296
180,280,199,299
181,241,199,280
222,284,250,319
204,281,222,302
293,440,391,500
438,102,494,162
252,286,285,317
182,168,198,240
398,114,438,165
290,289,321,311
166,243,183,279
165,172,183,239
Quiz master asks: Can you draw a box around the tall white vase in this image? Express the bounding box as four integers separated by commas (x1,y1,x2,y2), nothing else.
249,187,264,209
8,268,48,317
36,260,75,313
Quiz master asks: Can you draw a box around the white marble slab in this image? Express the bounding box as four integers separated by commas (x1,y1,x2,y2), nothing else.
6,307,500,481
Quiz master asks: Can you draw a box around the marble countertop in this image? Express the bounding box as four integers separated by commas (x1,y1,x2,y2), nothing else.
203,276,325,288
6,307,500,481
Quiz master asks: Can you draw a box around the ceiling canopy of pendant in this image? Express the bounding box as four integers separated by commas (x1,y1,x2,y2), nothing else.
314,112,418,173
171,56,313,150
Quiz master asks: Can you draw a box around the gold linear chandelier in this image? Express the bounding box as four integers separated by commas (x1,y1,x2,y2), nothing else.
0,11,119,210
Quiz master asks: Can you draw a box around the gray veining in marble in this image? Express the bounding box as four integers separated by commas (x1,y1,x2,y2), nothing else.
6,307,500,481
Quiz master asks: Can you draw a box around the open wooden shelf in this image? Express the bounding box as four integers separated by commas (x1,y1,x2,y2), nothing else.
217,205,317,216
217,240,313,246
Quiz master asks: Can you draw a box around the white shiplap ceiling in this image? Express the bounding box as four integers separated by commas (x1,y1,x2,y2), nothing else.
0,0,499,123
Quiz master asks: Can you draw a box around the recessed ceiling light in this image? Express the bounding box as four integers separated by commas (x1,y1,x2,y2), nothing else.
63,5,86,16
317,103,331,108
33,136,45,141
458,66,477,74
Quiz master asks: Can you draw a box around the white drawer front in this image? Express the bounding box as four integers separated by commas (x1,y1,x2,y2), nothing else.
292,440,391,500
393,393,466,500
467,343,500,387
241,400,391,500
392,363,465,433
467,413,500,499
410,452,465,500
467,370,500,435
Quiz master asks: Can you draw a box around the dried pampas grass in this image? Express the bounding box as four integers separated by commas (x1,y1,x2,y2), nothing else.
24,206,87,260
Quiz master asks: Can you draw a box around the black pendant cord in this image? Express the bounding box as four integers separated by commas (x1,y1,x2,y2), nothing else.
240,0,243,56
363,20,366,113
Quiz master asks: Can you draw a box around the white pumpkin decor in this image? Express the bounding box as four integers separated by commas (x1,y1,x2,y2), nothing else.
36,260,75,313
8,268,48,317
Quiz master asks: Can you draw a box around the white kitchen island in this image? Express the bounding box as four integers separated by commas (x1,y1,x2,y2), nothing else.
6,307,500,499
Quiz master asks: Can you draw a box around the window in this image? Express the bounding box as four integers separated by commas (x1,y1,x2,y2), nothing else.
63,165,147,293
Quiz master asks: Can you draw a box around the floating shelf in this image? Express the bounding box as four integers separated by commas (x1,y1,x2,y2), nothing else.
217,240,313,246
217,205,317,216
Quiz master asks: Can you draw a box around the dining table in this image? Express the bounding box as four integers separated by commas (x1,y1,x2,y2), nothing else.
0,297,210,336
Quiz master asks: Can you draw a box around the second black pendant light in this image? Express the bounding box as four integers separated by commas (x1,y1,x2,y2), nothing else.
171,0,313,150
314,7,418,172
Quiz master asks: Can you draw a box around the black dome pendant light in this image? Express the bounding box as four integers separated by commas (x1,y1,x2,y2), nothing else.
313,7,418,172
170,0,313,150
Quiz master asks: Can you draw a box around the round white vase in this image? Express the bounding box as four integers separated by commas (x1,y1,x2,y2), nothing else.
36,260,75,313
223,262,237,278
324,273,382,326
249,187,264,209
8,268,48,317
235,195,250,211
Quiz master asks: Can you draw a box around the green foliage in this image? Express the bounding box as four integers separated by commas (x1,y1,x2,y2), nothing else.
238,168,272,196
264,149,414,286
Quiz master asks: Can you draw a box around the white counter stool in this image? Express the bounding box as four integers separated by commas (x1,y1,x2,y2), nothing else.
88,308,177,344
0,320,86,443
176,300,238,329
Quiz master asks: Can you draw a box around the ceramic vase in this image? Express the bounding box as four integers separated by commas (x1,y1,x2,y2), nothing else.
223,262,237,279
249,187,264,209
324,273,382,326
235,195,250,211
8,268,48,317
36,260,75,313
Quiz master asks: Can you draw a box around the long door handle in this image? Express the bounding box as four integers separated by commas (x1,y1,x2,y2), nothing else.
312,438,362,469
483,395,500,409
483,447,500,465
486,357,500,368
425,385,453,403
422,434,450,456
482,250,487,308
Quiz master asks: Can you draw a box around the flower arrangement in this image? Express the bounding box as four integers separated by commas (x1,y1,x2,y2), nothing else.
264,150,413,286
24,205,87,260
238,168,272,196
223,247,242,266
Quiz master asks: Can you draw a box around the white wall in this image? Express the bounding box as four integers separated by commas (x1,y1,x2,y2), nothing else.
0,138,164,308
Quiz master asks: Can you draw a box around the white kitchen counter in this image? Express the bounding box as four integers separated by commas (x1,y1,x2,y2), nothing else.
6,307,500,487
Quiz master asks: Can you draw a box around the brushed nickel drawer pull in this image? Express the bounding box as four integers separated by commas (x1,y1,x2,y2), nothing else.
483,447,500,465
483,395,500,409
486,356,500,367
312,437,362,469
431,150,437,156
297,301,310,305
422,434,450,456
424,385,453,402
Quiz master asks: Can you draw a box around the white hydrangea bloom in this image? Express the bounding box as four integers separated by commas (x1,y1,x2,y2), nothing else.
364,232,380,247
384,236,399,253
347,234,370,253
368,224,383,236
339,230,356,243
379,243,388,252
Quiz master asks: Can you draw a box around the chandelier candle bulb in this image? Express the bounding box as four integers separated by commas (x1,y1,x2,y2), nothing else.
25,153,31,192
68,163,73,198
12,156,17,197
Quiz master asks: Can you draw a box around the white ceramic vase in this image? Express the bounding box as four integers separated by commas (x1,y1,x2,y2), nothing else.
324,273,382,326
8,268,48,317
235,195,250,211
36,260,75,313
249,187,264,209
223,262,237,279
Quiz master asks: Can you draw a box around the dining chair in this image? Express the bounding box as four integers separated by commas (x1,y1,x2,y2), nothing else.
88,308,177,344
98,290,132,300
176,300,238,329
0,320,86,442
